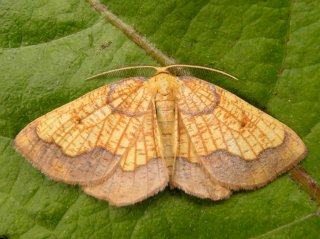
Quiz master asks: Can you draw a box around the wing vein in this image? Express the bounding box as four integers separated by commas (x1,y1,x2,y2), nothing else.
102,87,144,148
184,85,219,149
217,93,276,146
110,90,149,154
217,102,273,150
180,88,210,154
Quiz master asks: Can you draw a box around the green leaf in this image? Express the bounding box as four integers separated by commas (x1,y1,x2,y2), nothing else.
0,0,319,238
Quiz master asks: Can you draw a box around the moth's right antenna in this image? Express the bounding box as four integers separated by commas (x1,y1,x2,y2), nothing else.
165,64,239,81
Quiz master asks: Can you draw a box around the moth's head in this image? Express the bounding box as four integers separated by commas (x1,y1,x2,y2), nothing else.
145,72,179,96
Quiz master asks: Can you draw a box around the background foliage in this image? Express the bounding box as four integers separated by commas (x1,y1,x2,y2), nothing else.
0,0,319,238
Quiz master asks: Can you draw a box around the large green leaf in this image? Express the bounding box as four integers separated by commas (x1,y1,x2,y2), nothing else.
0,0,319,238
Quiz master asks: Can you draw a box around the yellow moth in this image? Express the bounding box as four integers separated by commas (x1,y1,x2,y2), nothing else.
14,65,307,206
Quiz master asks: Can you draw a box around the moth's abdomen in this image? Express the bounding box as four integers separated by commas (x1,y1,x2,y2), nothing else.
155,93,176,177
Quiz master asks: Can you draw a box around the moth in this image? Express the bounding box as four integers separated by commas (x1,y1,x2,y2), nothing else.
15,64,307,206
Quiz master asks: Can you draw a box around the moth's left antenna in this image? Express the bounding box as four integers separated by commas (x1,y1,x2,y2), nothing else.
86,65,159,80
